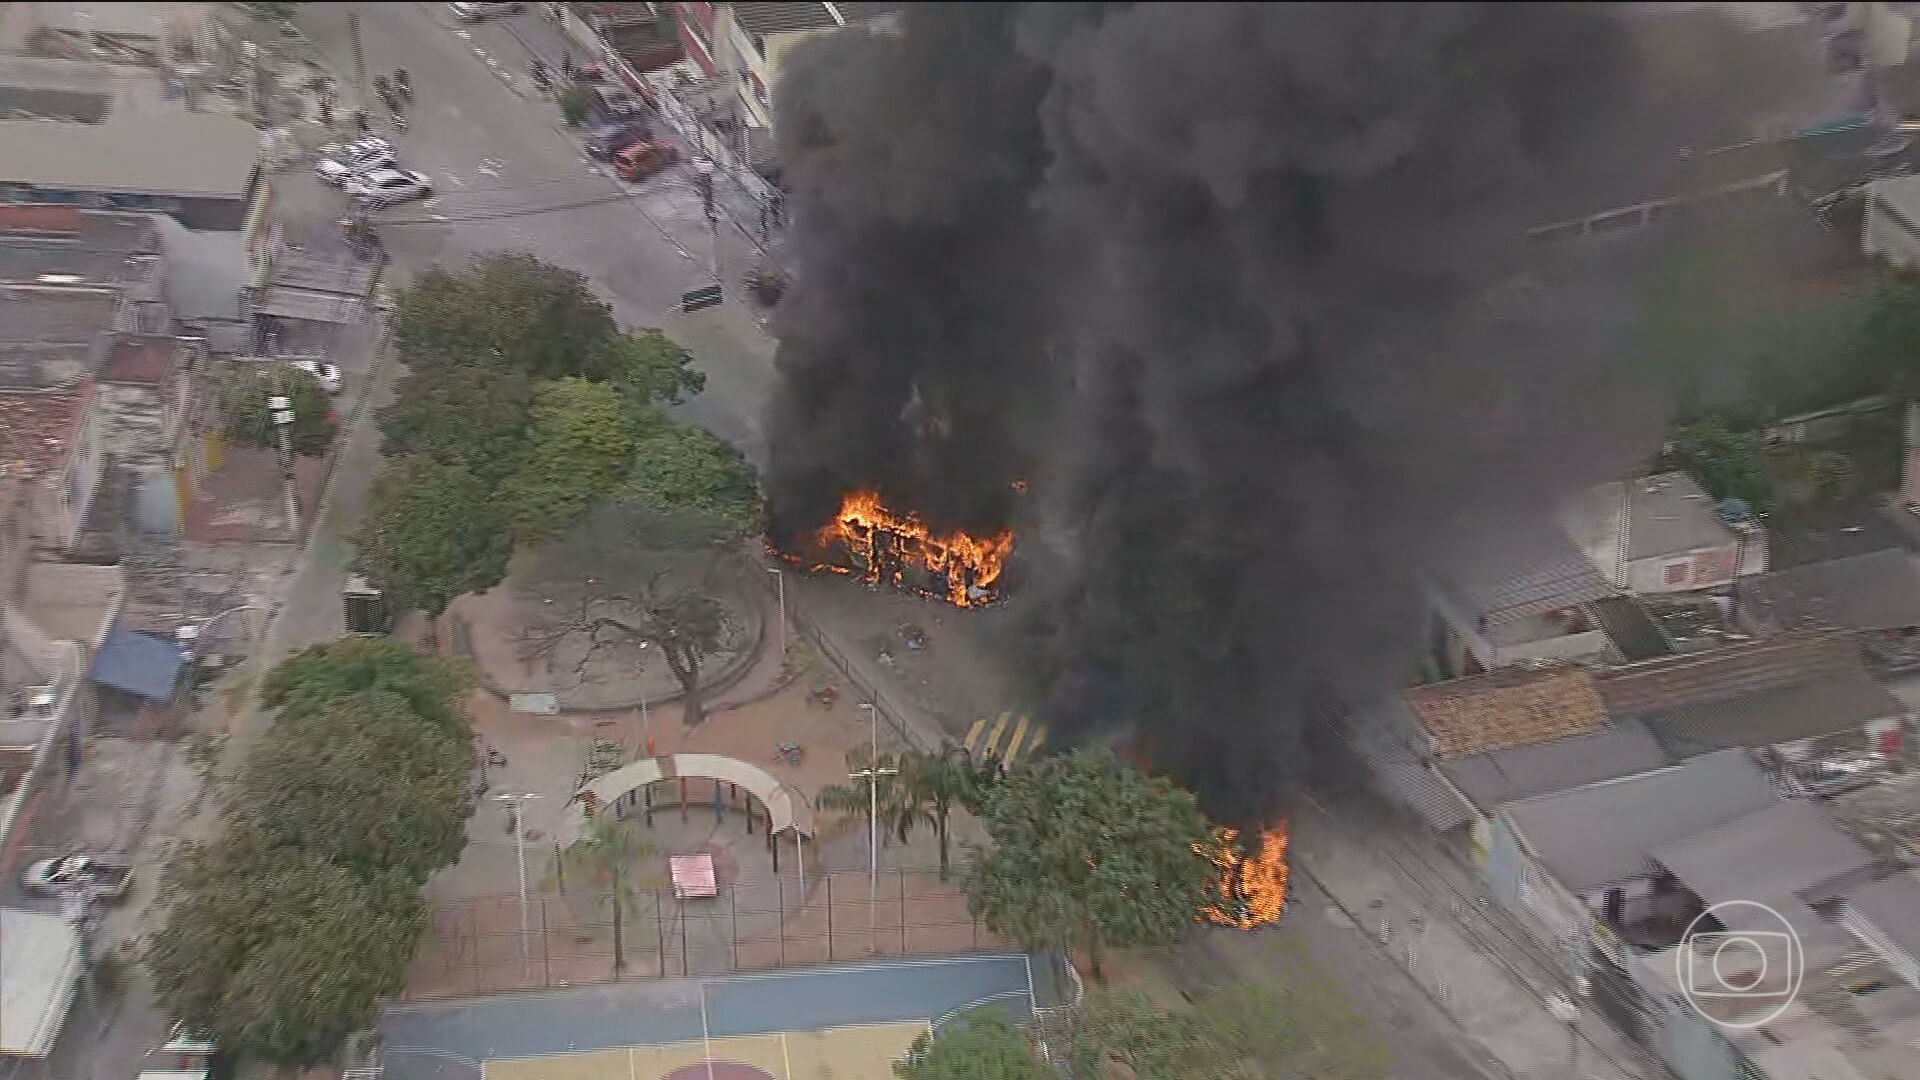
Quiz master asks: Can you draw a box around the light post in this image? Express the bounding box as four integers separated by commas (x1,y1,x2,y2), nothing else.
268,392,299,534
852,702,895,950
494,792,542,979
636,640,651,753
763,567,786,665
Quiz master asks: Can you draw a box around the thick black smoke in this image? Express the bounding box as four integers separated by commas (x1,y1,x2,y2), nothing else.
765,3,1824,821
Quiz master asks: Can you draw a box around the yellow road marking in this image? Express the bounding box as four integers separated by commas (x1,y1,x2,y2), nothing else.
984,712,1011,756
1005,714,1032,761
963,717,987,755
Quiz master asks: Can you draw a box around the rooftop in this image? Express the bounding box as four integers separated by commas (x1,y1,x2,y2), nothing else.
1845,870,1920,967
729,2,900,35
19,561,121,645
1437,719,1672,812
0,381,91,479
0,112,258,198
1867,173,1920,227
1432,514,1618,625
1500,748,1781,891
1649,799,1876,914
0,288,119,346
99,336,182,385
1636,665,1906,754
1562,471,1739,565
1593,632,1858,715
0,908,81,1057
1738,548,1920,635
0,207,161,286
1401,663,1609,758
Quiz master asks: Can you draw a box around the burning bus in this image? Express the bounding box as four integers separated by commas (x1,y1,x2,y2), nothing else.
787,489,1016,607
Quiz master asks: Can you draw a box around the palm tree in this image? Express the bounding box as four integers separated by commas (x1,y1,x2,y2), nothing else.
554,815,656,974
902,749,976,881
817,748,923,848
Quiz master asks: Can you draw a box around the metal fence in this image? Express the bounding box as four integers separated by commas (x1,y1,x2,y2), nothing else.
402,867,1004,1001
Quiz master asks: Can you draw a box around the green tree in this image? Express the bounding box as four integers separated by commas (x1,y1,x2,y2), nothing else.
1861,273,1920,393
504,378,640,543
558,84,593,126
1668,416,1774,515
351,455,513,618
1070,981,1389,1080
520,502,739,726
624,409,762,531
554,815,658,974
1807,449,1855,503
143,838,426,1067
231,689,474,882
377,364,534,482
394,253,617,379
901,750,978,881
966,748,1218,978
597,328,706,404
214,362,335,456
261,638,471,738
1070,987,1235,1080
896,1009,1051,1080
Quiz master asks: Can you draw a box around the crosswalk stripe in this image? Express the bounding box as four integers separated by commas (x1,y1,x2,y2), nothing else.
1026,725,1046,754
984,712,1011,758
963,717,987,756
1005,714,1033,762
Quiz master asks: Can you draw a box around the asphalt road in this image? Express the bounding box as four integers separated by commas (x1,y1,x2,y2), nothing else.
295,1,780,463
379,955,1035,1080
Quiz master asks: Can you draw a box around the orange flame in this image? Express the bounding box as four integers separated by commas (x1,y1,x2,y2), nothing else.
807,490,1015,607
1202,823,1290,928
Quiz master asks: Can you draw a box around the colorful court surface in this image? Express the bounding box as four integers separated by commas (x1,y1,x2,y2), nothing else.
480,1022,928,1080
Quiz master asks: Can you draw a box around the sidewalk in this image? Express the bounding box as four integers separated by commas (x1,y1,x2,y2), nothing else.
1292,797,1664,1080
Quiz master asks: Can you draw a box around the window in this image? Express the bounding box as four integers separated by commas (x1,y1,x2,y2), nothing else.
1663,560,1689,587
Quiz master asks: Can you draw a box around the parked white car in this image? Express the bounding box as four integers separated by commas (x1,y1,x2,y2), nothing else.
343,168,434,207
450,2,523,20
289,360,344,395
315,138,397,186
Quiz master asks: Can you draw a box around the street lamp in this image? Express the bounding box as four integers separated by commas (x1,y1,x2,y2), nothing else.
494,792,542,979
763,567,786,665
853,702,896,950
268,392,299,534
636,640,651,754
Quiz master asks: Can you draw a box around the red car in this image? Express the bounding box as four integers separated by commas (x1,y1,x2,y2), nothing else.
613,140,678,181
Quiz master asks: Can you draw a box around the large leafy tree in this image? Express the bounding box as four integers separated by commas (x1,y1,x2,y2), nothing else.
554,816,657,974
1070,980,1390,1080
504,377,641,543
231,689,474,882
143,838,426,1067
966,748,1219,978
214,362,335,456
394,252,618,379
351,455,513,617
377,364,534,482
261,637,471,737
599,328,706,404
896,1010,1051,1080
519,502,738,725
625,408,762,531
1667,416,1774,515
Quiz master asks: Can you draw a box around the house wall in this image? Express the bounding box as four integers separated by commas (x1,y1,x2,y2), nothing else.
56,396,105,552
1485,814,1592,975
1628,950,1753,1080
1626,535,1767,595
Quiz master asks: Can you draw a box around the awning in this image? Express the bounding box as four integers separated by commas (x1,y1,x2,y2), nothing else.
0,909,84,1056
90,622,187,703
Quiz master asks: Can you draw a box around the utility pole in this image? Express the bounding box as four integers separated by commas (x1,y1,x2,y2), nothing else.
495,792,542,980
348,10,366,111
852,702,895,952
764,567,785,665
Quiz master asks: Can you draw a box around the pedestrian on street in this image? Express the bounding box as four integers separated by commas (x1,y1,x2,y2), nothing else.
394,68,412,102
354,109,370,135
561,52,573,79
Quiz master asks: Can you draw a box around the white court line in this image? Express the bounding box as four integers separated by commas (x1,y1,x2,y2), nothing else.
779,1032,791,1080
714,952,1031,984
700,981,715,1080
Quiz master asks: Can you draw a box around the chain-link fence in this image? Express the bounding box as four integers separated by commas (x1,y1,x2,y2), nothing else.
402,867,1005,1001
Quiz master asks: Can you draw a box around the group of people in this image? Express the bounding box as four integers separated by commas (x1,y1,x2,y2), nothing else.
351,68,412,135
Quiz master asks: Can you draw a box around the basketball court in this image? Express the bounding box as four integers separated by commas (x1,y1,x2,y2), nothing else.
380,955,1037,1080
479,1021,929,1080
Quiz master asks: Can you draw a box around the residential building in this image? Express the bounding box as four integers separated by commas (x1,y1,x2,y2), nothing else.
1735,547,1920,670
1594,632,1910,790
1863,171,1920,266
1426,516,1631,675
1560,471,1769,595
703,2,901,129
0,380,105,554
0,111,266,232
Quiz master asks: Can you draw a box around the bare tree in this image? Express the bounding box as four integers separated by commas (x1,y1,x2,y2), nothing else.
517,502,741,725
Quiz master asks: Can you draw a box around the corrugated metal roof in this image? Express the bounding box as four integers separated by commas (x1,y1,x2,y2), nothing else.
1594,632,1857,715
1439,719,1672,812
89,622,185,702
1638,667,1903,755
1738,549,1920,635
1650,800,1873,909
1501,749,1780,891
0,908,82,1057
0,112,258,198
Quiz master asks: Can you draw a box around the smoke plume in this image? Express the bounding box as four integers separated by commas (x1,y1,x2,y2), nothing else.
765,3,1825,820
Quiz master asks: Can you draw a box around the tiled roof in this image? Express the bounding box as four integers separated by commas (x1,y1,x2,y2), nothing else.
0,380,91,479
1737,549,1920,634
1402,663,1609,758
98,336,179,385
1593,632,1857,715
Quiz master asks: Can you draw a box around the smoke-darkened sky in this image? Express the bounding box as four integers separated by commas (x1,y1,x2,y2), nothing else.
763,2,1825,819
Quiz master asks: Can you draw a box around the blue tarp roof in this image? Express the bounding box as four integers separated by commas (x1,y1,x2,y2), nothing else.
89,623,186,703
